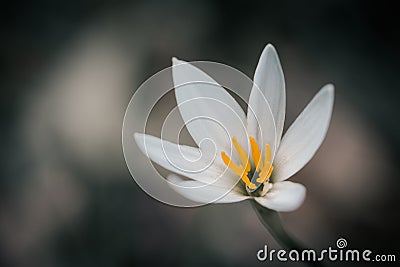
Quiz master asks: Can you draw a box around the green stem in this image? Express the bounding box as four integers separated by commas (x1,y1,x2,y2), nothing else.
251,201,325,267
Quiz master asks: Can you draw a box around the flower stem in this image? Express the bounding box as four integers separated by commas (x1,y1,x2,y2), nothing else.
251,201,325,267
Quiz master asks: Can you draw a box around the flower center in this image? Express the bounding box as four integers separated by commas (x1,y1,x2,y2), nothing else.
221,136,273,194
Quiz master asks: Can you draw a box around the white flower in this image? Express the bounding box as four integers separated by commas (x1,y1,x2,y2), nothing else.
134,44,334,212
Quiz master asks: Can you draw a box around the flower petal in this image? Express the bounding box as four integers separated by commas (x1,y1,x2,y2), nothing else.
167,173,249,204
134,133,239,188
172,58,248,152
273,84,335,182
247,44,284,151
255,181,306,212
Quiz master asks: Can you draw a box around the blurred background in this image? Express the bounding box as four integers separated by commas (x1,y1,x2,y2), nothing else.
1,0,399,266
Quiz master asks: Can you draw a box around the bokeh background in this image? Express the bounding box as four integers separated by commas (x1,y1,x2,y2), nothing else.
1,0,399,266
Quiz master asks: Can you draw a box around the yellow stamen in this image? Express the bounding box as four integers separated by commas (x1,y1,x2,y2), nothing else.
242,175,257,189
222,150,256,189
222,136,273,191
232,137,250,173
256,165,273,183
249,136,262,171
256,144,273,183
221,152,244,177
264,144,271,168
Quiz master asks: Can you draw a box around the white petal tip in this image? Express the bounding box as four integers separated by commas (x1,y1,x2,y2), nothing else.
172,57,185,66
322,83,335,94
262,43,278,56
133,132,146,154
133,132,142,142
265,43,276,50
319,84,335,105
